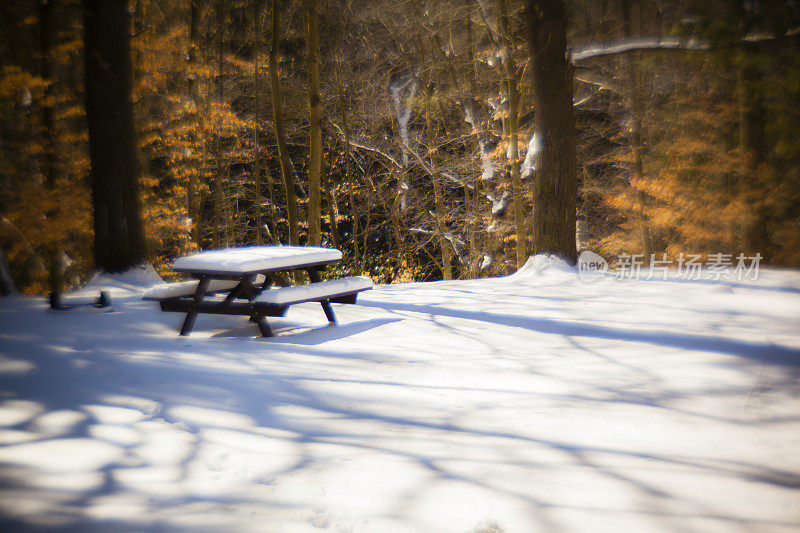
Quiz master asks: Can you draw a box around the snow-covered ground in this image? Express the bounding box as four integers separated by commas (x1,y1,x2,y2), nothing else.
1,257,799,532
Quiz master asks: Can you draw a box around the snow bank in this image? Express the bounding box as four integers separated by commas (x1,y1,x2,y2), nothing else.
85,263,164,290
509,254,576,280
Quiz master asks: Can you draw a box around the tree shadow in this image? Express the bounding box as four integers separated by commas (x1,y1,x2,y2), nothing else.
1,287,800,532
356,301,800,368
210,317,402,344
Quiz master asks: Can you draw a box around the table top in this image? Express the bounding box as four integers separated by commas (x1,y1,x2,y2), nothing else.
172,246,343,275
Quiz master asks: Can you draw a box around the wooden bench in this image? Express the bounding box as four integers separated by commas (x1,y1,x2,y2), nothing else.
249,276,373,335
146,274,372,337
145,246,374,337
143,279,245,301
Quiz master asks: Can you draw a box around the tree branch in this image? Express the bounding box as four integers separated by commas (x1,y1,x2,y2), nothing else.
327,120,403,170
572,27,800,63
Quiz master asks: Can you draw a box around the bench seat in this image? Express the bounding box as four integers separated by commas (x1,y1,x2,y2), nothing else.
253,276,373,306
143,275,267,301
143,279,240,300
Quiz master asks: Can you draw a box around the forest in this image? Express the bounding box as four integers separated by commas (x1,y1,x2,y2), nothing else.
1,0,799,294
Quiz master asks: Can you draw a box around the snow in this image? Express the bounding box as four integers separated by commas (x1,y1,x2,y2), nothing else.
87,263,164,290
1,257,800,532
479,140,496,181
389,76,418,214
571,29,800,63
389,76,418,167
489,190,510,215
463,105,476,128
172,246,342,274
520,131,542,179
498,47,508,66
571,38,686,62
143,276,269,300
144,280,239,300
254,277,373,305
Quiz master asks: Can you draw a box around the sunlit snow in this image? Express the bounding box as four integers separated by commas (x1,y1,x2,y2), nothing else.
1,256,799,532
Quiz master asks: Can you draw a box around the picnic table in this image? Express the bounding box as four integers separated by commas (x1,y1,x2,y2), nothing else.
143,246,372,337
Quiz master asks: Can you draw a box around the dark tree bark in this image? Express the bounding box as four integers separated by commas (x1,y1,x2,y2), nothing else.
526,0,578,264
323,165,340,249
306,0,322,246
253,1,265,244
39,0,62,293
83,0,146,272
0,246,15,296
738,59,769,255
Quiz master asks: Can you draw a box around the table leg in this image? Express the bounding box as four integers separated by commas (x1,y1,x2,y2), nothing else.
321,299,336,323
180,277,210,336
306,268,322,283
254,314,273,337
223,280,246,303
307,268,337,323
239,275,258,300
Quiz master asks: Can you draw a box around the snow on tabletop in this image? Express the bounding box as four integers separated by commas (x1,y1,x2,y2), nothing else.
171,245,342,273
1,256,800,532
255,276,373,305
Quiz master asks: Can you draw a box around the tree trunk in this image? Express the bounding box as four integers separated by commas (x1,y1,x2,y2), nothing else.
621,0,652,261
306,0,322,246
499,0,527,269
269,0,299,245
0,246,15,296
324,165,340,249
526,0,578,264
629,79,653,261
420,40,452,280
432,171,452,280
213,0,228,247
465,16,480,278
738,59,769,256
253,1,264,245
336,61,360,271
83,0,147,272
39,0,62,294
187,0,204,247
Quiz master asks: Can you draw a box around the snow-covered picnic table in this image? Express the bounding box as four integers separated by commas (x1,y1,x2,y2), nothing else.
143,245,372,337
